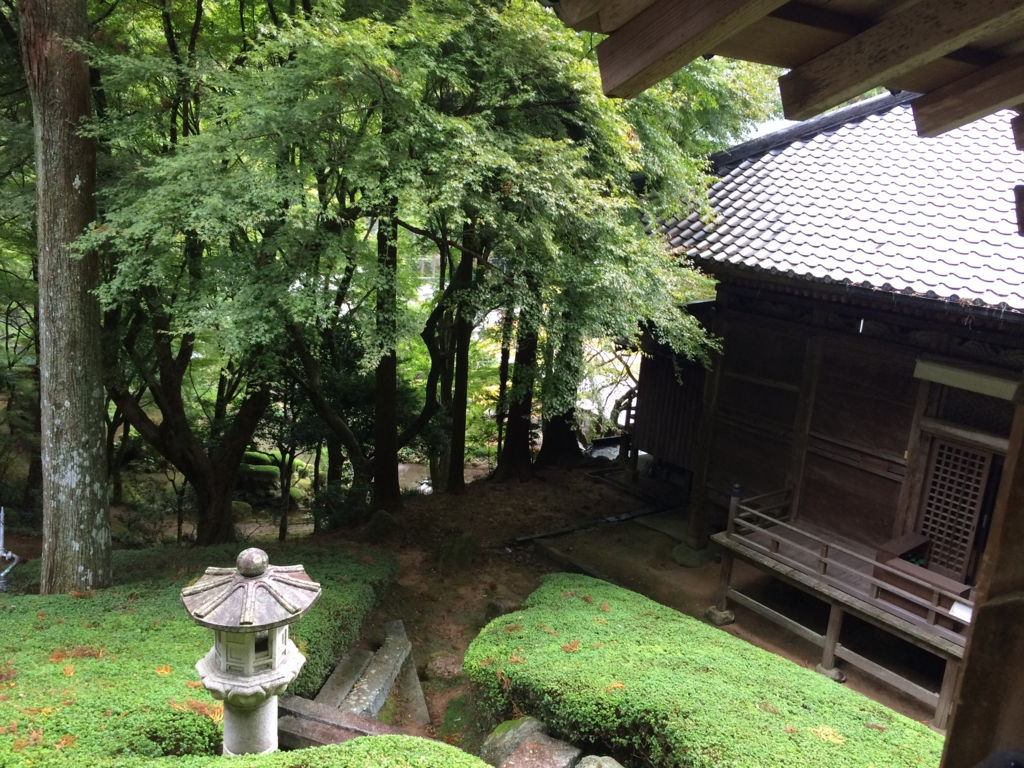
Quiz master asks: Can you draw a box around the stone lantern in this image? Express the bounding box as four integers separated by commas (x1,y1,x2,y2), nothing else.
181,548,321,756
0,508,19,593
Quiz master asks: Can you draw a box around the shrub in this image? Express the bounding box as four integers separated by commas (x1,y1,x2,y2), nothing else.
238,464,280,479
464,574,944,768
135,710,221,757
243,451,275,466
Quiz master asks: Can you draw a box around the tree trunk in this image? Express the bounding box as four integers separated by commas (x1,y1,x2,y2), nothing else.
22,365,43,519
193,477,237,546
493,323,539,482
535,411,583,468
20,0,111,592
495,310,513,457
373,201,402,512
279,454,293,542
447,246,475,494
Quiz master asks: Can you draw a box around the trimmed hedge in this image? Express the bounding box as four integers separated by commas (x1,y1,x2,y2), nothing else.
0,543,394,766
243,451,275,466
464,574,944,768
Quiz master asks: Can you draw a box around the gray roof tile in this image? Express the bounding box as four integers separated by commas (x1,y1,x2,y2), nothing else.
662,99,1024,313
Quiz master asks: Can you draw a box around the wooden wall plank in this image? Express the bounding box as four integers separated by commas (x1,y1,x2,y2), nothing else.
596,0,788,98
913,52,1024,137
789,336,823,522
894,380,934,538
779,0,1024,120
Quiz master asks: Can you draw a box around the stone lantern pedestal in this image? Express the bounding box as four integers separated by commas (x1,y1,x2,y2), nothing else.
181,548,321,756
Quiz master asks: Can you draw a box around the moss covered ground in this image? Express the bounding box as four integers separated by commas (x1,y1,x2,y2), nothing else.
464,574,944,768
0,543,487,766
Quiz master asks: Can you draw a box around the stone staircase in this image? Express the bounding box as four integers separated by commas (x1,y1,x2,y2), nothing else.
278,619,429,748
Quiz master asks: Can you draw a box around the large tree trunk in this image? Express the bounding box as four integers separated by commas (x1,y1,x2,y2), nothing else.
20,0,111,592
447,246,475,494
535,411,583,468
373,202,402,512
493,322,539,482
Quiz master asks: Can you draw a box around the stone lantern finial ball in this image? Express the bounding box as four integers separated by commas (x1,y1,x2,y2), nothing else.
236,548,269,577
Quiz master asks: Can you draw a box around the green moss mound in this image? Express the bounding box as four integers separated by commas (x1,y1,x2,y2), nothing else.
0,543,394,766
464,574,944,768
243,451,275,466
238,464,280,478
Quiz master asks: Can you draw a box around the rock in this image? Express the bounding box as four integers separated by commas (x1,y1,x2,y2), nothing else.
500,733,582,768
438,532,477,571
578,757,625,768
427,652,463,680
485,598,521,623
480,716,547,767
670,542,715,568
363,510,400,543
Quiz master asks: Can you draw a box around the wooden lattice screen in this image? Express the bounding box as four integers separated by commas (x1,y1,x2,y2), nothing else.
919,440,992,581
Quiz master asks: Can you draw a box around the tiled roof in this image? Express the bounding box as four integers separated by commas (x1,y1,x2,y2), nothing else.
662,94,1024,313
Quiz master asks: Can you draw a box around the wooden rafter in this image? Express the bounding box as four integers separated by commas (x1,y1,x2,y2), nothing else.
779,0,1024,121
913,52,1024,137
596,0,789,99
557,0,610,32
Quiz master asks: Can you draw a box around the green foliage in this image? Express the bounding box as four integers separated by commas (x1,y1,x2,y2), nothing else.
242,452,274,467
238,464,280,478
464,574,943,768
0,543,393,766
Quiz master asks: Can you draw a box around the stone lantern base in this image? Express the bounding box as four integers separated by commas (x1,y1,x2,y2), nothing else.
195,638,306,756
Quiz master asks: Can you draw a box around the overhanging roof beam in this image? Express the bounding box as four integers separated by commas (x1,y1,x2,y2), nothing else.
779,0,1024,121
913,52,1024,137
596,0,789,99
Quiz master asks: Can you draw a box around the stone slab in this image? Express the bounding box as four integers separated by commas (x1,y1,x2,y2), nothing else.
578,757,625,768
279,694,412,736
395,656,431,726
500,733,582,768
480,717,547,767
278,715,363,749
340,619,412,718
314,648,373,707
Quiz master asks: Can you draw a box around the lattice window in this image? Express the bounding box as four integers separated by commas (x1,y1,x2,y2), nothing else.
918,440,991,581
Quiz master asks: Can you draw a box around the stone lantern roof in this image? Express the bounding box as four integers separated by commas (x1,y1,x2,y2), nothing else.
181,548,321,632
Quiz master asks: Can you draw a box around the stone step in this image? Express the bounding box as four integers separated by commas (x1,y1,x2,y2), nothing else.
500,732,582,768
278,716,364,750
279,694,414,737
339,619,412,719
314,648,374,708
392,655,431,726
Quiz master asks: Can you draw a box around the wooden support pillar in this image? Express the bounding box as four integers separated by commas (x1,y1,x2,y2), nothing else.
685,315,725,549
815,604,846,682
705,551,735,626
941,398,1024,767
934,659,960,732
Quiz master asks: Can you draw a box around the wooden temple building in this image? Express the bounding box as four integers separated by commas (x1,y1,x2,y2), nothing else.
632,93,1024,731
552,2,1024,762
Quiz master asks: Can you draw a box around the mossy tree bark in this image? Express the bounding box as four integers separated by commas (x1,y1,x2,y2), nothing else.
446,232,476,494
20,0,112,592
494,309,539,482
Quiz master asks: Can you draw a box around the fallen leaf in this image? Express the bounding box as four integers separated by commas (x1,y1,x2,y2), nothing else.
865,723,886,732
605,681,626,693
155,665,172,676
809,726,846,744
0,720,16,735
361,556,374,565
186,681,204,690
69,590,95,600
504,624,522,633
62,666,74,677
508,654,525,665
600,602,611,612
561,640,580,653
54,734,77,750
560,590,578,598
758,701,780,715
443,732,464,745
783,725,797,734
478,658,494,667
582,594,593,604
593,642,604,649
13,728,42,750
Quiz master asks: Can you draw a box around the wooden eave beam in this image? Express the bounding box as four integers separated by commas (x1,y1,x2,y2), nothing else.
596,0,789,99
779,0,1024,121
557,0,610,31
913,52,1024,137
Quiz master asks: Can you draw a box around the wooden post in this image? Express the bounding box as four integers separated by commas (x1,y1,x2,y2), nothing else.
726,482,740,537
815,603,846,682
818,544,829,575
934,659,960,732
705,550,736,626
769,538,780,553
684,314,726,549
942,398,1024,766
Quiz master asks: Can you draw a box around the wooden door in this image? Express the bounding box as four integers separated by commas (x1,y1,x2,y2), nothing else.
917,439,993,581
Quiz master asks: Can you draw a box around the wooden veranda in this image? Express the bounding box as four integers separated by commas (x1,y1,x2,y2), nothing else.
710,487,970,729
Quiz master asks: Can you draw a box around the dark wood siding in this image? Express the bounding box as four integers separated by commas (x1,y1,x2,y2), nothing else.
633,351,705,471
